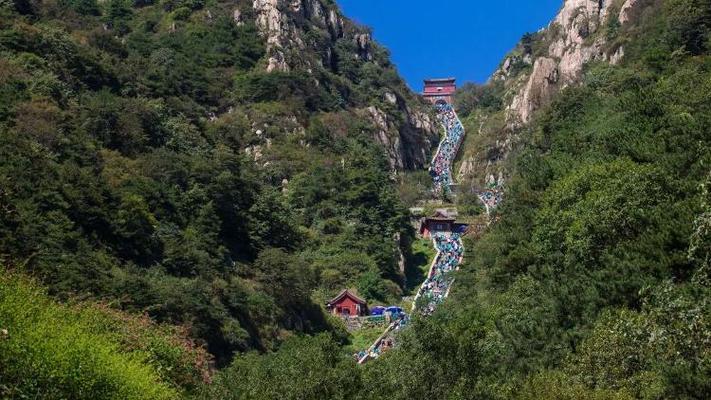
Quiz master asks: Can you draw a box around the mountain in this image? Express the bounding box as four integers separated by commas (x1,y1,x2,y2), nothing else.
0,0,435,375
456,0,648,190
2,0,711,398
206,0,711,398
365,0,711,398
248,0,438,170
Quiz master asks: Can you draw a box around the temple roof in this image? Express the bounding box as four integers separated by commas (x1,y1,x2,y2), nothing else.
426,210,456,221
423,77,457,96
326,289,367,306
426,216,456,222
424,78,456,83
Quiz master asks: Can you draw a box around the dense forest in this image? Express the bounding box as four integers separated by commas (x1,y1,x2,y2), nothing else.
0,0,433,396
363,0,711,398
1,0,711,399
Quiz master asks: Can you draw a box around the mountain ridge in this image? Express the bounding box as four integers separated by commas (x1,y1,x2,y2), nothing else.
456,0,649,192
1,0,710,398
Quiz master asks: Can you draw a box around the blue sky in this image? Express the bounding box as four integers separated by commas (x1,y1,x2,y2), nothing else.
337,0,563,90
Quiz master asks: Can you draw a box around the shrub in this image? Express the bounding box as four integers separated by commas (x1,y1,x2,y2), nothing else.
204,334,360,400
0,272,210,399
171,6,191,21
59,0,100,16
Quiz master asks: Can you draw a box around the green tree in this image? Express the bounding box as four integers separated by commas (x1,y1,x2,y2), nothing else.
60,0,100,16
247,188,303,252
356,268,387,302
205,334,360,400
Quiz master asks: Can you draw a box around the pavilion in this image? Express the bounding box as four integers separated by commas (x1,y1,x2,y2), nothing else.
326,289,368,317
422,78,456,105
419,210,468,238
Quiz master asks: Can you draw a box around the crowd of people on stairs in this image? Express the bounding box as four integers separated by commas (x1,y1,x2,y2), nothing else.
478,188,503,214
356,313,409,364
357,232,464,363
415,232,463,316
357,102,467,364
430,103,466,194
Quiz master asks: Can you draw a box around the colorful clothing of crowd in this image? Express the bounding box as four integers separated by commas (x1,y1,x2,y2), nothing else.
430,104,466,194
357,313,409,364
414,232,463,316
358,103,467,364
358,233,464,363
478,188,503,213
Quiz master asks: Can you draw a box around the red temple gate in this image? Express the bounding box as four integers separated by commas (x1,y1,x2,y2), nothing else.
422,78,456,105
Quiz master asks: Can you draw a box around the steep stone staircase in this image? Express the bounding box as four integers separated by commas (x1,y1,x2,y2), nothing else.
357,103,467,364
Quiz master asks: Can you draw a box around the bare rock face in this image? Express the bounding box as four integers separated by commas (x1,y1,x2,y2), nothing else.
460,0,651,187
267,51,289,72
354,33,373,61
509,57,559,124
619,0,641,24
547,0,608,83
253,0,285,47
253,0,291,71
402,107,438,169
493,53,534,81
395,232,406,277
253,0,346,72
366,106,405,170
610,45,625,64
364,105,437,172
366,106,404,170
384,92,397,105
233,9,243,25
525,3,598,112
250,0,435,171
505,0,649,124
553,0,609,32
458,155,476,178
327,9,343,38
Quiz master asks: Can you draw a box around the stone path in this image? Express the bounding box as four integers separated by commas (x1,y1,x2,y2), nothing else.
357,103,467,364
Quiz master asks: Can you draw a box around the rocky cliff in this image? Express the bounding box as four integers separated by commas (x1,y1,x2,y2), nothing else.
457,0,647,188
252,0,344,72
245,0,438,171
505,0,642,125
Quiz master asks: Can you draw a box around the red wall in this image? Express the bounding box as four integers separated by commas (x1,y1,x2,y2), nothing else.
423,87,455,96
422,80,456,105
332,297,362,316
421,220,455,237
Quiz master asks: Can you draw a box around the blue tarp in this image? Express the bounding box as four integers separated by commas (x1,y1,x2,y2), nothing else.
370,306,386,316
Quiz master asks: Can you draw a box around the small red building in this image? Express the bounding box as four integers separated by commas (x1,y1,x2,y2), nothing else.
422,78,456,105
420,210,468,238
326,289,367,317
420,210,456,238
